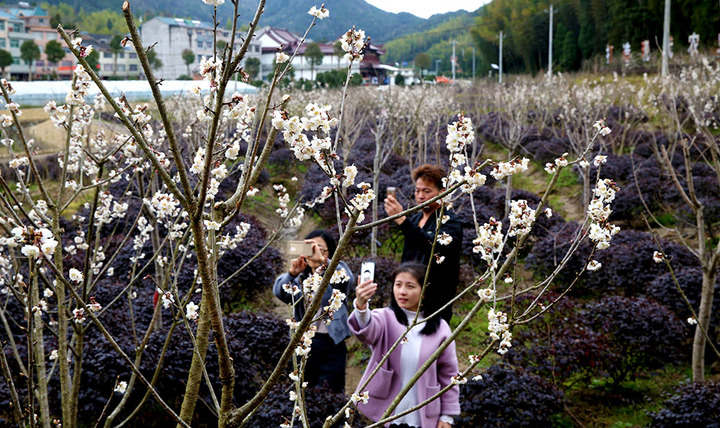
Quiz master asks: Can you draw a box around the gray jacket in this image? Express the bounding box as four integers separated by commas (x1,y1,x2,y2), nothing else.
273,260,355,344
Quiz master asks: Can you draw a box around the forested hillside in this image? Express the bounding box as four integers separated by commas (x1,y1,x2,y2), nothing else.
37,0,460,42
472,0,720,74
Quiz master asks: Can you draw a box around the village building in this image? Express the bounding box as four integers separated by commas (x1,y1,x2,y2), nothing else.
140,17,262,80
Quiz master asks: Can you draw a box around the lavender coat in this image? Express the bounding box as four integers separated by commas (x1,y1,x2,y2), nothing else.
348,307,460,428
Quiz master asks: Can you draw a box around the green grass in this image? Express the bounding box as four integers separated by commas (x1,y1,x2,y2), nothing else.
564,365,691,427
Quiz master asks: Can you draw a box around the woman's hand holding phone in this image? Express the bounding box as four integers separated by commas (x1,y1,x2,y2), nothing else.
355,278,377,310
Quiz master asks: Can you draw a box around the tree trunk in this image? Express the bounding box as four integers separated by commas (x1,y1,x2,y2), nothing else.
371,137,381,257
30,263,51,428
692,268,716,381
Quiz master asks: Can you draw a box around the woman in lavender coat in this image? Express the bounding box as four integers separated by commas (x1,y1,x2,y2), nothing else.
348,262,460,428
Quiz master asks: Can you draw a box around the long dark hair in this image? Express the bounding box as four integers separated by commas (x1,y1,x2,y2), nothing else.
389,262,442,336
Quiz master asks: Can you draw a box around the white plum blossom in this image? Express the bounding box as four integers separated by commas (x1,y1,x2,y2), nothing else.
350,183,375,212
593,155,608,166
587,260,602,271
653,251,665,263
488,308,512,354
508,199,536,237
490,158,530,181
340,27,366,62
477,288,495,302
593,119,612,136
687,317,698,325
308,5,329,19
186,301,199,320
544,163,557,174
330,268,350,284
159,289,174,309
114,381,128,395
275,52,290,63
69,268,83,283
49,350,58,361
555,153,569,167
72,308,86,324
350,391,370,404
437,232,453,246
324,289,346,318
473,218,504,263
342,165,358,187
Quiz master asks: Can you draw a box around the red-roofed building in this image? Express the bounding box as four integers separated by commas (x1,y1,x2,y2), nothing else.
256,26,388,83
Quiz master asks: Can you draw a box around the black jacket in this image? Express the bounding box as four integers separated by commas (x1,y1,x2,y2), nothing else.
398,208,462,321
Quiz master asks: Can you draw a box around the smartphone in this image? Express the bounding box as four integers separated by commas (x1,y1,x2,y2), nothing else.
361,261,375,283
287,240,314,257
386,187,397,198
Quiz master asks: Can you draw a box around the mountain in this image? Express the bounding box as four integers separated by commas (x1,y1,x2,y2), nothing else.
38,0,464,43
382,10,478,65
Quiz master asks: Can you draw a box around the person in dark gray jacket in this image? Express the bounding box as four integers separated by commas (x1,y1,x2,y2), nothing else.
273,230,355,393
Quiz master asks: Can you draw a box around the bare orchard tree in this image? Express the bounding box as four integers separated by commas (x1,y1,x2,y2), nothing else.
0,2,624,428
646,64,720,382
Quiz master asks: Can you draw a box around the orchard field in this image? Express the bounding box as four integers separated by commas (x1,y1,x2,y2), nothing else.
1,2,720,427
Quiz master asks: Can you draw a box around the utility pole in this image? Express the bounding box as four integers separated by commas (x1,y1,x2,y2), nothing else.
498,31,504,83
546,3,555,78
472,47,476,84
661,0,671,77
451,39,456,82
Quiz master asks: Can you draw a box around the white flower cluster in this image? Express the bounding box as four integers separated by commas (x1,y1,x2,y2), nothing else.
94,192,128,226
282,282,301,296
274,184,290,218
593,119,612,136
472,218,503,263
323,289,346,321
451,374,468,385
554,152,569,167
507,199,536,237
159,289,174,309
437,232,453,246
302,272,323,300
587,178,620,250
217,222,251,255
350,391,370,405
350,182,376,213
445,115,474,156
66,65,93,106
295,325,317,356
199,56,222,85
145,191,180,220
88,297,102,312
490,158,530,181
308,5,329,19
488,308,512,355
72,307,86,324
340,27,367,62
341,165,358,188
271,104,338,164
224,92,256,146
12,226,58,259
330,268,350,284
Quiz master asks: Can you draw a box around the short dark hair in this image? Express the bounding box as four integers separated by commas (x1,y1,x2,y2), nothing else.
304,229,336,257
389,261,442,335
411,164,446,190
